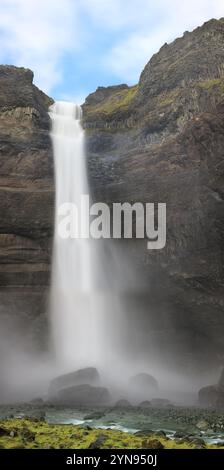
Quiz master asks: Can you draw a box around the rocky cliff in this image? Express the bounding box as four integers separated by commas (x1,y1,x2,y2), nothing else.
83,18,224,368
0,66,54,348
0,18,224,366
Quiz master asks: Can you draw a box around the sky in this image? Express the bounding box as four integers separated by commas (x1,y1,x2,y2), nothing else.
0,0,224,103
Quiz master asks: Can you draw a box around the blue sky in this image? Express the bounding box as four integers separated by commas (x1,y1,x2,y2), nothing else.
0,0,224,103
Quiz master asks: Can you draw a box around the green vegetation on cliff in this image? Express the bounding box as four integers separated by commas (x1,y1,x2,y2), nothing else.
85,85,138,117
198,77,224,93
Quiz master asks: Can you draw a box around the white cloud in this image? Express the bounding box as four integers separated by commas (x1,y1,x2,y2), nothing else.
81,0,159,30
0,0,80,93
103,0,224,82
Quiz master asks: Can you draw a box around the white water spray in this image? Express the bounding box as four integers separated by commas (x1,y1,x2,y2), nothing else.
49,101,107,371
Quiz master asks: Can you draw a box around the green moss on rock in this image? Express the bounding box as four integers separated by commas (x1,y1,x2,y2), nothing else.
85,85,138,117
0,418,223,449
198,77,224,92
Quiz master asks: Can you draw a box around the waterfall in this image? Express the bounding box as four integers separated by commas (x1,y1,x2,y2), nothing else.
49,101,105,371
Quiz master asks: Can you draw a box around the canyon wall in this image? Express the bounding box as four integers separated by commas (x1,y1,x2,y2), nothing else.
0,66,53,348
83,18,224,368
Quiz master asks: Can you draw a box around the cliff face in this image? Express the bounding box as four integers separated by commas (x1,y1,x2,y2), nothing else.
0,66,54,347
0,19,224,366
83,18,224,367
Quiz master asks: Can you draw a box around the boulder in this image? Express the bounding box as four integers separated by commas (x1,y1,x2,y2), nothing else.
0,427,9,437
198,385,219,407
84,411,105,420
196,420,209,431
142,438,164,449
114,399,132,408
129,373,158,399
88,434,106,449
174,431,188,439
57,384,110,406
155,430,167,437
138,400,152,408
198,369,224,408
188,437,205,448
49,367,100,396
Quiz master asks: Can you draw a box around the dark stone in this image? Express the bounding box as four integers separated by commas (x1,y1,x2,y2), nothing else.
88,434,106,449
174,431,188,438
156,430,167,437
196,420,209,430
84,411,106,420
198,369,224,408
129,373,158,397
21,428,36,441
57,384,110,406
0,426,9,437
49,367,100,396
188,437,205,447
142,438,164,449
138,401,152,408
198,385,219,407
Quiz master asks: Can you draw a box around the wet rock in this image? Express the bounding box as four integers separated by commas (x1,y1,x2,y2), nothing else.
0,426,9,437
188,437,205,448
138,401,152,408
198,381,224,408
57,384,110,406
49,367,100,396
198,385,219,407
114,399,132,408
129,373,158,399
156,430,167,438
216,441,224,447
21,428,36,441
88,434,106,449
84,411,106,420
196,420,209,431
174,431,188,438
142,438,164,449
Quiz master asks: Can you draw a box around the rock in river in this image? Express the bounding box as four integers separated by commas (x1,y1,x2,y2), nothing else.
57,384,110,406
49,367,100,396
129,373,158,400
